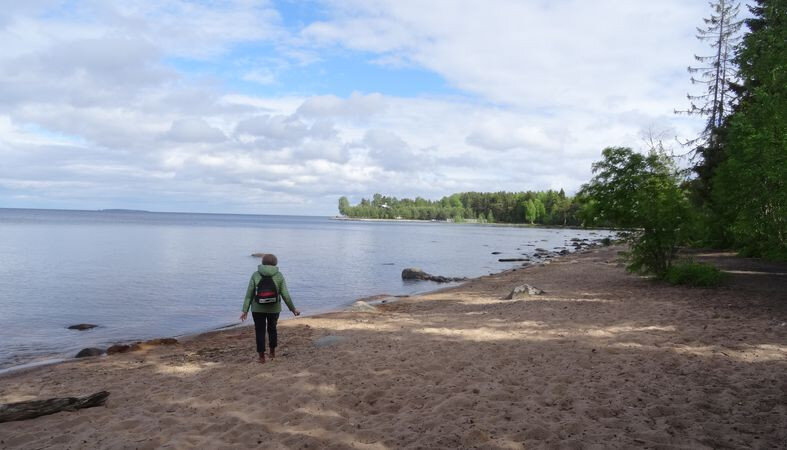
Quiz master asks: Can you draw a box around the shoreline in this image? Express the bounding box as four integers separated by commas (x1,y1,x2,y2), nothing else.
332,215,618,231
0,239,605,378
3,245,781,448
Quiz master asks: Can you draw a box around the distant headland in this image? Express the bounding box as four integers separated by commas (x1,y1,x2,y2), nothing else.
97,209,151,213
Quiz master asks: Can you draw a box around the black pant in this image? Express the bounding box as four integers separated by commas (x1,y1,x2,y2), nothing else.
252,312,279,353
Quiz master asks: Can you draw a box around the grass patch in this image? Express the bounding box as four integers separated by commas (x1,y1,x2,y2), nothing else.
663,261,727,287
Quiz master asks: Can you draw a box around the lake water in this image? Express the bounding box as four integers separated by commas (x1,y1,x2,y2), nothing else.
0,208,610,371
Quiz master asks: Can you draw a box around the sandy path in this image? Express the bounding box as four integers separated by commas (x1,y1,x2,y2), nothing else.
1,246,785,449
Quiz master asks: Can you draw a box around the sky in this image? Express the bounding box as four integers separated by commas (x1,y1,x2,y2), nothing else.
0,0,716,215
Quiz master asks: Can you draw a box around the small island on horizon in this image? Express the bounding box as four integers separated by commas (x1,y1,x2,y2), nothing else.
97,209,151,213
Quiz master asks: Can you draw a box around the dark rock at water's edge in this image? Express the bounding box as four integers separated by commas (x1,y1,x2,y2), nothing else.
491,251,502,255
401,268,467,283
106,344,130,354
103,338,177,356
145,338,178,346
499,258,528,262
75,348,104,358
67,324,98,331
505,284,545,299
107,344,141,354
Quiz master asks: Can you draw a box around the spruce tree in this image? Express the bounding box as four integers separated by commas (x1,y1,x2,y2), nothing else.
712,0,787,259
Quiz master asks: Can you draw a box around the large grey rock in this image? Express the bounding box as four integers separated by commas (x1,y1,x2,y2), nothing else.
314,335,346,348
505,284,545,299
75,348,104,358
401,268,467,283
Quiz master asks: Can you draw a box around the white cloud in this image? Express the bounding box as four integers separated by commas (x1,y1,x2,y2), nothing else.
303,0,708,112
0,0,709,214
466,121,561,152
242,68,277,85
297,92,387,119
165,118,227,143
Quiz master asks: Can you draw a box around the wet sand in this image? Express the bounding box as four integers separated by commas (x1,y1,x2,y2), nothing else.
1,246,785,449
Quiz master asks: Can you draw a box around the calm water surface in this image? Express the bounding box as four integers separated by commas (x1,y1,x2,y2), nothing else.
0,209,610,371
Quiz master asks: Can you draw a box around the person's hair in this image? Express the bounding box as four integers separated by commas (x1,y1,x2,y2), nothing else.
262,253,278,266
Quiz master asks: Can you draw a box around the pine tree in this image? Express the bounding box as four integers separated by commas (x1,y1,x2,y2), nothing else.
678,0,743,197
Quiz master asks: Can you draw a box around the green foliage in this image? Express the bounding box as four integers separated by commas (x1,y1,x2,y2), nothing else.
581,147,690,276
710,0,787,260
523,199,536,223
338,190,586,225
664,261,727,287
338,196,350,216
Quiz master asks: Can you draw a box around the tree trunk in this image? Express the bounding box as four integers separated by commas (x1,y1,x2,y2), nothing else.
0,391,109,423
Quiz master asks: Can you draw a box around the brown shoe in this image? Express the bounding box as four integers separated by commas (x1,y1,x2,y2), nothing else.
269,349,276,359
258,352,266,364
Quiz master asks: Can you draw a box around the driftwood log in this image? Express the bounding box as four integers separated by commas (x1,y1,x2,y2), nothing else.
0,391,109,423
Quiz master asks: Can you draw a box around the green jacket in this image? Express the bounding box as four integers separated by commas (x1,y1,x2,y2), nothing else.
242,265,296,314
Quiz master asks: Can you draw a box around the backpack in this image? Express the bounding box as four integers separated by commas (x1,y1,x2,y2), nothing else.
254,275,279,304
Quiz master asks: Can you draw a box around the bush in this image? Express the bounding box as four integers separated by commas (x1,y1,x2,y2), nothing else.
580,147,690,276
663,261,727,287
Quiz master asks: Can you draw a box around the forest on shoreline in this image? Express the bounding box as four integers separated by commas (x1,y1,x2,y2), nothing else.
339,1,785,266
338,191,585,226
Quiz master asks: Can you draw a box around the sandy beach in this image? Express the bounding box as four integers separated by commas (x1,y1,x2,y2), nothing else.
1,245,785,449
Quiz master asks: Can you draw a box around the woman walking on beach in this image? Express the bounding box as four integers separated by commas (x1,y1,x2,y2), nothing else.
240,254,300,363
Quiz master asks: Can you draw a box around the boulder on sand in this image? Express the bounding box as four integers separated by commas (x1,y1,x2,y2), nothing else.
75,348,104,358
505,284,545,299
106,344,130,355
106,343,141,354
401,268,467,283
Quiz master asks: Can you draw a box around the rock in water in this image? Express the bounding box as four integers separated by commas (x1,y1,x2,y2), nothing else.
75,348,104,358
505,284,545,299
401,268,467,283
67,324,98,331
401,268,427,280
250,252,267,258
